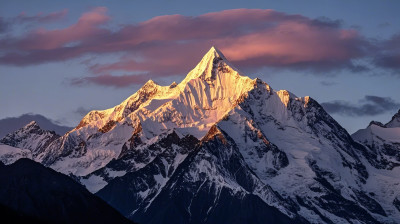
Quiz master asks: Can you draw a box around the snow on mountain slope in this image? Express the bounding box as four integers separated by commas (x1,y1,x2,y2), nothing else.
0,114,72,138
385,110,400,128
0,119,133,176
78,48,263,191
1,47,399,223
23,47,255,177
75,47,254,139
97,125,306,224
353,111,400,170
26,46,253,181
353,124,400,145
0,144,32,165
353,110,400,145
93,47,389,223
215,81,390,223
0,121,59,157
352,111,400,221
40,122,134,176
82,131,199,193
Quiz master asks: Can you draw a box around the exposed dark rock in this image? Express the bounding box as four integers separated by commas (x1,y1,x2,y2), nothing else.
0,158,133,224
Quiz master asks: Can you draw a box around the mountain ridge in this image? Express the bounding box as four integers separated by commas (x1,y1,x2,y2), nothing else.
0,47,399,223
0,114,72,138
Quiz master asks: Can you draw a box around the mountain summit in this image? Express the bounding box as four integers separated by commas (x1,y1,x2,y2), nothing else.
182,46,236,81
1,47,400,223
74,46,257,146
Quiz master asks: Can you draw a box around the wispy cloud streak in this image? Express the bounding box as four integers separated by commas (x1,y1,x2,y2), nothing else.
0,7,397,87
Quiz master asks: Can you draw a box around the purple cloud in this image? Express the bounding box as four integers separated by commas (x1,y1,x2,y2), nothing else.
15,9,68,24
374,34,400,71
321,95,400,116
69,73,150,88
0,7,397,87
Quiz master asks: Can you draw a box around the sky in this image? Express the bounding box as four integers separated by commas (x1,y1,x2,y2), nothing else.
0,0,399,134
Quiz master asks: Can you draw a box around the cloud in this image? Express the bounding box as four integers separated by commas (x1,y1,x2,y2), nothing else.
0,9,68,34
321,95,400,116
0,17,9,33
1,7,397,87
15,9,68,24
69,73,150,88
310,17,343,29
320,81,337,86
0,7,109,52
377,22,391,28
0,9,369,65
95,9,371,75
374,34,400,71
74,106,93,116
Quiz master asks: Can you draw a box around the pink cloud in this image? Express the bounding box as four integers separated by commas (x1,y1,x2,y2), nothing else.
70,74,150,87
2,7,109,50
1,8,377,87
218,21,366,70
89,43,208,76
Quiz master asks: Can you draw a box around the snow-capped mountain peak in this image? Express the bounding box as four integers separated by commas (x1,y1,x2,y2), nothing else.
2,46,400,223
0,120,59,158
181,46,241,83
75,46,256,139
12,46,258,176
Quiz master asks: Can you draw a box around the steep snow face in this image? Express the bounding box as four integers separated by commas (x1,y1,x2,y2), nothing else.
73,47,258,187
75,47,255,140
352,111,400,221
139,51,255,139
75,79,182,131
385,110,400,128
353,124,400,145
37,122,134,176
352,119,400,170
48,47,255,176
215,81,388,223
353,109,400,146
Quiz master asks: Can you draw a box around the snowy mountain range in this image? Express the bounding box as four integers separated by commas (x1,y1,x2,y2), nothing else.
1,47,399,224
0,113,72,138
352,110,400,170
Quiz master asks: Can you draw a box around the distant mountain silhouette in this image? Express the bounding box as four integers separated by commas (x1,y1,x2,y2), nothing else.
0,114,72,138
